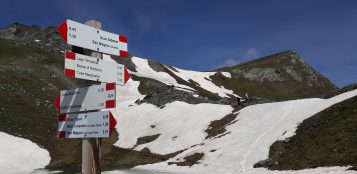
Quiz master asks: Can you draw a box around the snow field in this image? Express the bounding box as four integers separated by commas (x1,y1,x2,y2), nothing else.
0,132,50,174
113,77,233,154
133,90,357,174
110,56,357,173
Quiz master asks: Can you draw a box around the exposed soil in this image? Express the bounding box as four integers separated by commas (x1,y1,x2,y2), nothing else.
205,113,238,139
131,74,166,95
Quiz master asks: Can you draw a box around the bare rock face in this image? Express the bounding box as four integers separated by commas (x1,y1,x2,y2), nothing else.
233,67,284,82
0,23,65,55
229,50,334,86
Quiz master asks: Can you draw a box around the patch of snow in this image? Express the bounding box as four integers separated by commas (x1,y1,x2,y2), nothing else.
0,132,50,174
166,66,237,98
31,169,62,174
131,57,193,91
221,72,231,78
131,57,237,97
103,54,117,63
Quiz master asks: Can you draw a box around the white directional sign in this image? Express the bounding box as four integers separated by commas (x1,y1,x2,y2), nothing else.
57,111,117,138
58,19,128,57
55,83,116,114
64,51,130,85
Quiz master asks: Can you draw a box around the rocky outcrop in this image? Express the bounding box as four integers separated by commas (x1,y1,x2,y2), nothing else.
135,85,229,108
0,23,65,55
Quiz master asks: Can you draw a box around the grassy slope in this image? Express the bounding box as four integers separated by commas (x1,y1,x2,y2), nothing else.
0,40,185,171
0,39,83,168
255,95,357,170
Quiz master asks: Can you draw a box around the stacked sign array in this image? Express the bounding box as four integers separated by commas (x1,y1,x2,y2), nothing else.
55,19,130,138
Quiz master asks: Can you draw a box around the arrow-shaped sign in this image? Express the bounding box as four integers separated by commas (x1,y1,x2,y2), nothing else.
58,19,128,57
64,51,130,85
57,111,117,138
54,83,116,114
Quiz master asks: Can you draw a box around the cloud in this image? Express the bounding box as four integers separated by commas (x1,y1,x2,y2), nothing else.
218,48,259,68
243,48,258,59
220,59,239,67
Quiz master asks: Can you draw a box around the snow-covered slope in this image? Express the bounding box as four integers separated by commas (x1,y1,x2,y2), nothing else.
132,90,357,174
131,57,237,98
0,132,50,174
1,55,356,174
110,57,357,173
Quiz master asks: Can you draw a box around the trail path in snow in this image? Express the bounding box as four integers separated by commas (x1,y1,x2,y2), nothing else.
241,101,296,173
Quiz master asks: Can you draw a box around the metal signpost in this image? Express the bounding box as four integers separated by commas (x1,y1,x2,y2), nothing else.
57,111,117,138
54,83,116,114
56,19,130,174
58,19,128,57
64,51,130,85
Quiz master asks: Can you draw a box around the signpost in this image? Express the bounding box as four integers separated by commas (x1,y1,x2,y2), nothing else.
58,19,128,57
64,51,130,85
57,111,117,138
56,19,129,174
54,83,116,114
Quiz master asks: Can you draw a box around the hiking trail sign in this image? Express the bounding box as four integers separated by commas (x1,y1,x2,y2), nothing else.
58,19,128,57
56,19,127,173
64,51,130,85
57,110,117,138
55,83,116,114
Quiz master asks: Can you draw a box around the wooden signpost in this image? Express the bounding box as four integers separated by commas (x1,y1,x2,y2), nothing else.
56,19,130,174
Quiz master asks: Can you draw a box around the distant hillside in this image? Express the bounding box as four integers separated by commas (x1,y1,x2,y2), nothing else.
214,50,337,101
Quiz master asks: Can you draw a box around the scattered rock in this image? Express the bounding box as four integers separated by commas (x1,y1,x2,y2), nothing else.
168,153,204,166
135,85,225,108
135,134,161,146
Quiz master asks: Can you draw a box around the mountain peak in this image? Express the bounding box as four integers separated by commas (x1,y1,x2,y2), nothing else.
213,50,337,101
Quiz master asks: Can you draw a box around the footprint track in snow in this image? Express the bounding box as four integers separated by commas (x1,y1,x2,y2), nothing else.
241,101,296,173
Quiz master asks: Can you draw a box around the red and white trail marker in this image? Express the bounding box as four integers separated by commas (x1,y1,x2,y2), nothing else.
64,51,130,85
54,83,116,114
58,19,128,57
57,110,117,138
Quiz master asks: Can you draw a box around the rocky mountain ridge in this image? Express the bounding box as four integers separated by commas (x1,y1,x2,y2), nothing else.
214,50,337,101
